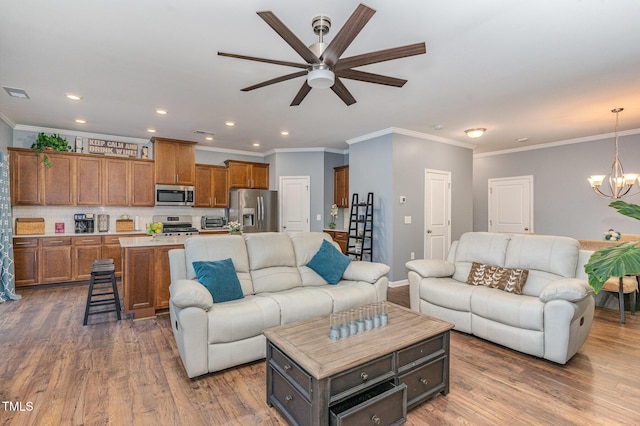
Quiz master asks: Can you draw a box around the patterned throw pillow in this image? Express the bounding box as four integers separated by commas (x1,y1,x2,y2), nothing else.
466,262,529,295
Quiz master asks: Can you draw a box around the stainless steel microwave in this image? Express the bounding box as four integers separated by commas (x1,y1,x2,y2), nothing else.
155,184,195,206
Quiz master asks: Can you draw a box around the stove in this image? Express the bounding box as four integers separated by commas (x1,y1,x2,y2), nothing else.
153,215,199,236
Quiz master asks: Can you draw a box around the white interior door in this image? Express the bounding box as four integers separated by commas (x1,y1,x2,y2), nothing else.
488,176,533,233
424,169,451,260
279,176,310,233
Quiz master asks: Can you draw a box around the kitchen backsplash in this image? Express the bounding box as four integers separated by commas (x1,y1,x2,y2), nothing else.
12,206,227,234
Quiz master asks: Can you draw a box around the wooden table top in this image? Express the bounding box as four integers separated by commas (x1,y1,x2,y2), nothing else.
263,303,454,380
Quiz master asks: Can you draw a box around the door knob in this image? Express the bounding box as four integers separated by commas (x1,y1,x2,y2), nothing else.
427,230,432,234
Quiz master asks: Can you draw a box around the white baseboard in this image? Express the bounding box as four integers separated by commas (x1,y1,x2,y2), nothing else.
388,279,408,288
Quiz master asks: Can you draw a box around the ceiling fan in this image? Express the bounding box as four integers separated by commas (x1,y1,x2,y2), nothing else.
218,3,426,106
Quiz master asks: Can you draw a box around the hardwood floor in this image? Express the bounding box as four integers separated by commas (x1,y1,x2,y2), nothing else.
1,283,639,425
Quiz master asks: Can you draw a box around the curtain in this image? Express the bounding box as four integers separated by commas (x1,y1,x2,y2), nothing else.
0,152,20,303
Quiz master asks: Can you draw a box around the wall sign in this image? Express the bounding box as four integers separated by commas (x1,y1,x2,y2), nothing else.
88,139,139,157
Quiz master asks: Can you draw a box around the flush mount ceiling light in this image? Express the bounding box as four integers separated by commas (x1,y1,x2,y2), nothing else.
65,93,83,100
588,108,639,199
464,128,486,139
3,86,30,99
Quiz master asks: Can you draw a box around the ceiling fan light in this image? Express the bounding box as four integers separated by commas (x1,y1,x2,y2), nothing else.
465,128,486,138
307,67,334,89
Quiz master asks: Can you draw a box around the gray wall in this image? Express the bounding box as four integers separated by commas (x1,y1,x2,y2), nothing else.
349,132,474,281
473,133,640,239
0,118,12,152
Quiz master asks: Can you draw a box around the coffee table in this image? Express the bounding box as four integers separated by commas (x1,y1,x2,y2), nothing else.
264,302,454,425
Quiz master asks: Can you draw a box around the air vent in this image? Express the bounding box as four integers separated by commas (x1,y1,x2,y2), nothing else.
3,86,30,99
194,130,216,135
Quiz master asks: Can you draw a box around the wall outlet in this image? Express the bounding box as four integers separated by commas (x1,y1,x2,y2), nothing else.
410,252,415,260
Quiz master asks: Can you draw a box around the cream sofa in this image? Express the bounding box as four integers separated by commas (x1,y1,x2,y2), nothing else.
406,232,595,364
168,232,390,378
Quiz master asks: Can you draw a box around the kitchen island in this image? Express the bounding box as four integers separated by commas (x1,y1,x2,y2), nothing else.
119,235,193,319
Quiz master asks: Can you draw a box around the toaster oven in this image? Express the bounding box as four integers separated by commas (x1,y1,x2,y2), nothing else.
201,216,227,229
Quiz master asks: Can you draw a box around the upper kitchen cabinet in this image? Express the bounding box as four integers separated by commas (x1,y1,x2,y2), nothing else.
152,137,196,185
195,164,229,208
10,149,42,205
104,158,155,207
334,165,349,208
76,156,103,205
225,160,269,189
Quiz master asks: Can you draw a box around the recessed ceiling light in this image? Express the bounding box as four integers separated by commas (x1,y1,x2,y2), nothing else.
464,128,486,138
516,137,530,143
75,119,86,124
205,136,213,141
65,93,83,101
253,143,260,147
225,121,235,127
3,86,30,99
433,124,443,130
147,128,156,133
156,108,168,115
281,131,289,136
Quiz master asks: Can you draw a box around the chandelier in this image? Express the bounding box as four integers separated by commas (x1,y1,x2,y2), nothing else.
588,108,639,199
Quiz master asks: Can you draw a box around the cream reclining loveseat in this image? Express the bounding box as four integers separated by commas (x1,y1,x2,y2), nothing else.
406,232,595,364
168,232,390,378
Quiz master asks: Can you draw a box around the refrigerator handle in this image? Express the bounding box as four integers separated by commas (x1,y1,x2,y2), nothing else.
260,196,265,224
258,196,263,228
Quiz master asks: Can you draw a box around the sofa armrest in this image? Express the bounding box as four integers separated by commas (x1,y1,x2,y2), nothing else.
405,259,455,278
342,261,390,283
169,279,214,310
539,278,594,303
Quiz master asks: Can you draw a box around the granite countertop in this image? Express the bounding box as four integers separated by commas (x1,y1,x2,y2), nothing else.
118,235,194,248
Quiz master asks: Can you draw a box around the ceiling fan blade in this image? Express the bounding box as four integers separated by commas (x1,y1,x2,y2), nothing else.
331,78,357,106
218,52,308,69
241,70,308,92
336,69,407,87
335,42,426,71
257,11,320,65
321,4,376,66
290,82,312,106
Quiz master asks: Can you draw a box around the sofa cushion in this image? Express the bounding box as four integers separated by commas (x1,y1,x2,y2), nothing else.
316,281,378,312
306,239,352,284
257,288,334,324
184,235,253,295
419,277,474,312
289,232,334,266
466,262,528,295
193,259,244,303
245,232,302,293
452,232,511,282
207,295,281,344
470,286,544,331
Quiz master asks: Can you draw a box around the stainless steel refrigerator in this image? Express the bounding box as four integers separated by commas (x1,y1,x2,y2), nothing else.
228,189,278,233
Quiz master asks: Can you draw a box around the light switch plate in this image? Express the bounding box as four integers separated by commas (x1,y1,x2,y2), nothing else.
404,216,412,224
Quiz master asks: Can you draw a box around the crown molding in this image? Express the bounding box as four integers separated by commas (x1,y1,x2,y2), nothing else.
13,124,149,144
473,128,640,158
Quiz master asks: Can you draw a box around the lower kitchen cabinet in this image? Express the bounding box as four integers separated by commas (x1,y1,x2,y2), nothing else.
13,234,143,287
122,244,182,318
325,230,348,254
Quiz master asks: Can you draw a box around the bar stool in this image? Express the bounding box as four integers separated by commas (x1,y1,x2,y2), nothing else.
601,275,638,324
83,259,122,325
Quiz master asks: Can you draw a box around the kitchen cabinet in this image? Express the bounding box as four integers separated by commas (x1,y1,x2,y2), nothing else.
40,237,73,283
43,154,75,205
325,230,348,254
13,238,39,286
225,160,269,189
153,137,196,185
102,234,134,277
76,157,103,205
122,243,182,318
73,236,103,280
8,148,154,208
9,150,41,205
195,164,229,207
104,158,155,207
334,165,349,208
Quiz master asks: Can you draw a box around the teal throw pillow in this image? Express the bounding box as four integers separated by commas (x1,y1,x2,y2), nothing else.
192,258,244,303
306,239,351,285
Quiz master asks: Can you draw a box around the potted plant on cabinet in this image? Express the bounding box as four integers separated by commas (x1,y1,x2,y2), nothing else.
584,200,640,293
31,132,73,167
